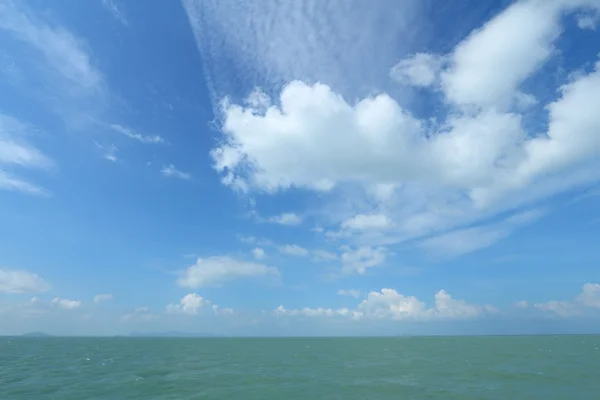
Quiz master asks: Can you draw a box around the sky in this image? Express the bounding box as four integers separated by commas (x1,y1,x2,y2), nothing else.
1,0,600,336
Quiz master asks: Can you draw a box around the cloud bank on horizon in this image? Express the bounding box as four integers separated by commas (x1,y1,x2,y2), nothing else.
1,0,600,335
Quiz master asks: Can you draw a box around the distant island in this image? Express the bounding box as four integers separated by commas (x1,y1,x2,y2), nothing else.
128,331,224,338
21,332,53,337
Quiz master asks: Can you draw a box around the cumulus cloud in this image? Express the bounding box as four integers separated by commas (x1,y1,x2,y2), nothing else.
178,256,279,287
312,249,338,262
341,214,392,231
576,13,599,30
337,289,361,298
93,293,113,304
278,244,309,257
268,212,302,226
52,297,82,310
166,293,234,316
340,246,387,274
166,293,209,315
252,247,266,260
577,283,600,308
519,283,600,317
274,305,353,318
0,268,49,293
390,53,444,87
275,288,493,321
204,0,600,257
212,304,234,316
122,307,158,322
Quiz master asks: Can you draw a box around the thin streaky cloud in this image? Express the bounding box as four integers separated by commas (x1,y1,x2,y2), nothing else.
161,164,192,180
109,124,165,144
102,0,129,26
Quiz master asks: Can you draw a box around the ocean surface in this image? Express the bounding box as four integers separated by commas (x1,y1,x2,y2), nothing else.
1,335,599,399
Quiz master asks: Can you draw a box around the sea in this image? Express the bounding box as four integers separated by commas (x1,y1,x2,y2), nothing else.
1,335,599,399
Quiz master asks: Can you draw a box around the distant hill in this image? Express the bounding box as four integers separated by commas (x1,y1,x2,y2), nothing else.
129,331,223,338
21,332,53,337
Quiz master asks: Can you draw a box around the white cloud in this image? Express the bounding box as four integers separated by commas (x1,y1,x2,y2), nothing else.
340,246,387,274
0,170,49,196
520,283,600,317
212,304,234,316
102,0,129,26
390,53,444,87
274,305,352,318
433,289,495,319
52,297,82,310
268,212,302,226
533,300,579,318
93,294,113,304
178,256,279,287
576,8,599,30
0,1,106,121
439,0,563,110
0,2,103,90
312,249,338,262
110,124,164,144
275,288,492,321
122,307,158,322
354,289,428,320
252,247,266,260
576,283,600,308
341,213,391,231
0,115,53,195
356,288,494,321
166,293,209,315
278,244,309,257
166,294,234,316
184,0,421,100
207,0,600,255
0,268,49,293
419,209,544,257
0,115,53,169
337,289,361,298
161,164,191,180
94,142,118,163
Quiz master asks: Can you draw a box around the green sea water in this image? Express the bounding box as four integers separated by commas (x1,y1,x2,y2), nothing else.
1,335,599,399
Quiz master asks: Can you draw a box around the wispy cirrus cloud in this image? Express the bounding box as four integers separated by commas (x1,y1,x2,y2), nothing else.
94,142,118,163
109,124,165,144
161,164,191,180
419,209,546,258
101,0,129,26
1,1,164,172
0,114,53,195
0,0,106,123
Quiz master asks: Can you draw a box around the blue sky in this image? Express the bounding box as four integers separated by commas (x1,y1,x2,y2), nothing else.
1,0,600,336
